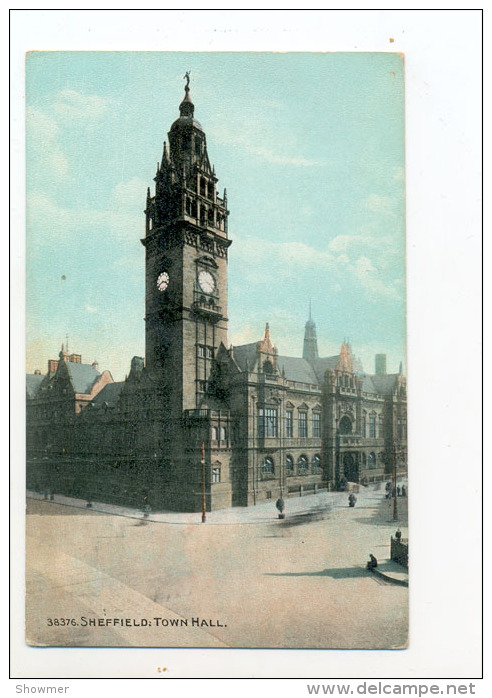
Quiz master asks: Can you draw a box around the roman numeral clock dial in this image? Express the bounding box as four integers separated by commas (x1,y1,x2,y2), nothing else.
198,270,215,294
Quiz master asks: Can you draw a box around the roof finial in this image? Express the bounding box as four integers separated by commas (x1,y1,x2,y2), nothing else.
179,72,194,117
309,298,312,321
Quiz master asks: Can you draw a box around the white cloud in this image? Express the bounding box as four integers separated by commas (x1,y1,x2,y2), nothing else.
209,109,324,168
232,233,403,303
28,176,147,247
53,89,110,122
363,193,397,217
27,107,69,179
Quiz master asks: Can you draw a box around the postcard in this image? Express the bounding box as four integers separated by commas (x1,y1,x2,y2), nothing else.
25,51,408,650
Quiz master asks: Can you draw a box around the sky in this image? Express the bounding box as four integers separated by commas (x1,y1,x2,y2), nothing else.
26,51,406,381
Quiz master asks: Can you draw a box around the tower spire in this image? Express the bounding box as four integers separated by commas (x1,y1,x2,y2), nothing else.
303,304,319,361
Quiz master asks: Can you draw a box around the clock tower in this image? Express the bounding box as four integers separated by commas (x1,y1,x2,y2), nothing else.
142,76,231,415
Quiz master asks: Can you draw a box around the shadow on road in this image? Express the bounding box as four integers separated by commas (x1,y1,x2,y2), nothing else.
265,565,370,579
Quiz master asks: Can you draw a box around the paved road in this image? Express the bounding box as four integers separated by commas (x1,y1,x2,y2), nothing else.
26,487,408,650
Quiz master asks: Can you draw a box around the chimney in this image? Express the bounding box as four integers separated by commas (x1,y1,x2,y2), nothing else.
92,360,99,372
48,359,59,374
69,353,82,364
375,354,387,375
34,369,41,375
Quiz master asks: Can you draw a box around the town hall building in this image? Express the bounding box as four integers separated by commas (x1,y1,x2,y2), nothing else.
26,79,407,512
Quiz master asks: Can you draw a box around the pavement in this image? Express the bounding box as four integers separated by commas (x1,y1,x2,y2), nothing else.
27,480,408,527
25,483,409,652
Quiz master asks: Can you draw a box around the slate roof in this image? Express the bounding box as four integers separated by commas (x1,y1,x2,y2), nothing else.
371,374,399,396
65,361,101,394
231,342,258,372
278,356,318,384
26,374,45,399
308,356,339,384
91,382,124,407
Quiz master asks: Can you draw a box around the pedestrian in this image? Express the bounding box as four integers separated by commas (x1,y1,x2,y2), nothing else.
366,553,378,570
396,485,401,496
276,497,285,519
395,528,402,542
401,485,407,497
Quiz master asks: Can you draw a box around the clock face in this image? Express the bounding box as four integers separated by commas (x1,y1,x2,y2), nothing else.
156,271,170,292
198,270,215,294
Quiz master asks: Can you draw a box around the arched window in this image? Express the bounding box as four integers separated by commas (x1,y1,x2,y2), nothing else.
211,426,218,441
312,454,321,473
219,426,226,441
339,415,352,435
262,456,275,479
263,359,274,374
368,452,377,469
286,454,294,476
297,454,309,474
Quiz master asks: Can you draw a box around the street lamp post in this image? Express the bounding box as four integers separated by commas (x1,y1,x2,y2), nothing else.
392,441,398,521
201,441,206,523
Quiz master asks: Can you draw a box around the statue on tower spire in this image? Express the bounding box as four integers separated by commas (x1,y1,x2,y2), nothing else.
184,70,191,90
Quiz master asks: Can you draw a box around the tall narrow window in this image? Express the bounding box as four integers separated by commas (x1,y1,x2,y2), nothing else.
378,415,384,438
298,411,308,438
285,410,293,437
312,454,321,473
369,415,376,438
312,412,321,438
258,408,278,438
212,467,221,483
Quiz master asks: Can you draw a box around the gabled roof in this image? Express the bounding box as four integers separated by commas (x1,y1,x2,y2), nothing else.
232,342,258,372
360,374,377,394
65,361,101,394
308,356,339,384
277,356,318,384
26,374,45,399
91,382,124,407
371,374,399,396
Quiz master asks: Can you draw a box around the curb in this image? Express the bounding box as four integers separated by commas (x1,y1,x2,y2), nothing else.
371,567,409,587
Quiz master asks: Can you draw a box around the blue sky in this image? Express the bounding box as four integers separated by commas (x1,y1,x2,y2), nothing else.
26,52,406,381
